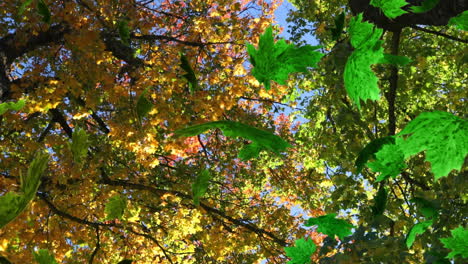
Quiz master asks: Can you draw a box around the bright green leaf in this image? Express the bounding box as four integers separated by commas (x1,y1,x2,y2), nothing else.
18,0,33,15
305,213,354,240
344,13,384,109
37,0,51,24
70,127,89,165
179,53,200,94
440,226,468,259
378,54,412,66
246,25,323,90
33,249,58,264
136,88,153,120
410,0,440,13
105,195,127,220
0,99,26,115
395,111,468,179
448,10,468,31
173,121,292,160
367,143,407,182
355,136,396,175
192,169,211,206
0,193,24,229
406,220,433,248
284,238,316,264
370,0,409,19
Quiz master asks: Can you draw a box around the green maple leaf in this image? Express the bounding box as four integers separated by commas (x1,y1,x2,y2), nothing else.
448,11,468,31
33,249,58,264
378,54,412,66
344,13,384,109
179,53,200,94
284,238,316,264
136,87,153,120
410,197,438,219
406,220,433,248
0,99,26,115
118,19,130,45
0,152,48,229
371,185,388,216
105,195,127,220
331,12,345,41
410,0,440,13
370,0,409,19
395,111,468,180
37,0,51,24
192,169,211,206
440,226,468,259
246,25,323,90
355,136,395,175
173,121,292,161
69,127,89,165
305,213,354,240
367,142,407,182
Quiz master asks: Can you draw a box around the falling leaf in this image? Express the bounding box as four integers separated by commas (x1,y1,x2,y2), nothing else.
136,88,153,120
370,0,409,19
410,0,440,13
284,238,316,264
192,169,211,206
105,195,127,220
371,185,388,216
448,10,468,31
367,143,407,182
440,226,468,259
69,127,89,165
410,197,438,219
173,121,292,160
0,99,26,115
344,13,384,109
406,220,433,248
179,52,200,94
305,213,354,240
37,0,51,24
395,111,468,180
246,26,323,90
33,249,58,264
355,136,396,175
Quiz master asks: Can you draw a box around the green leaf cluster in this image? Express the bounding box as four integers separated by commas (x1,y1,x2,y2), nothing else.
370,0,408,19
409,0,440,13
33,249,58,264
305,213,354,240
440,226,468,259
0,99,26,115
448,11,468,31
192,169,211,206
284,238,316,264
247,26,323,90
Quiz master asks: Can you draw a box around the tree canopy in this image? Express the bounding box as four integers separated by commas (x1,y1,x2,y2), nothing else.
0,0,467,263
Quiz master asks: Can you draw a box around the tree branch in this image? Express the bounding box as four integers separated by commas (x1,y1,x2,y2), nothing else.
88,226,101,264
410,25,468,43
384,29,401,136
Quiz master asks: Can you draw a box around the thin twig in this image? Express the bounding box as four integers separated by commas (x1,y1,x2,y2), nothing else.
410,25,468,44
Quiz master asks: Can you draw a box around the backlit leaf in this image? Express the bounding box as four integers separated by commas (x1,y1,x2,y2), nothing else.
173,121,292,160
105,195,127,220
305,213,354,240
440,226,468,259
344,13,384,109
406,220,433,248
395,111,468,179
246,26,323,90
70,127,89,165
367,142,407,182
192,169,211,206
370,0,409,19
410,0,440,13
179,53,200,94
284,238,316,264
0,99,26,115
